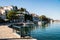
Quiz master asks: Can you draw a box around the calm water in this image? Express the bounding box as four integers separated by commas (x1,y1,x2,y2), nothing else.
17,22,60,40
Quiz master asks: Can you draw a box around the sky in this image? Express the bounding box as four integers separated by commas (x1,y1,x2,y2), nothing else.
0,0,60,20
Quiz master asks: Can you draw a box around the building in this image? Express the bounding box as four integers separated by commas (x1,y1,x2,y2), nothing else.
15,9,29,22
31,13,40,24
0,6,18,19
31,14,40,22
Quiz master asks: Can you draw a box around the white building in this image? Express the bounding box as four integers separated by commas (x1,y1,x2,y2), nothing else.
31,14,40,22
0,6,17,19
15,9,29,22
0,9,6,19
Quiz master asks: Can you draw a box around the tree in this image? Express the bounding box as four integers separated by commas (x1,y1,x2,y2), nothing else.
19,8,26,12
24,14,33,22
39,15,50,22
7,11,19,20
39,15,46,21
18,8,26,14
13,6,18,11
18,8,33,22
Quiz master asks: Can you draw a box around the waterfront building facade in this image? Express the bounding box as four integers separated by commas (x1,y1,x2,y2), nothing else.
0,6,17,19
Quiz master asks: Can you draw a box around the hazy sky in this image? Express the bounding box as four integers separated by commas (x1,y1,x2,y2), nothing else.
0,0,60,20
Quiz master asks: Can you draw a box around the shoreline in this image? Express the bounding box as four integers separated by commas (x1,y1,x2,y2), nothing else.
0,25,37,40
0,25,20,39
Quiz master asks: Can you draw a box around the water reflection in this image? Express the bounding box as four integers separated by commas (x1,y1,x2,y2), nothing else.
16,24,34,37
15,22,60,40
16,22,50,38
20,27,31,37
40,22,50,31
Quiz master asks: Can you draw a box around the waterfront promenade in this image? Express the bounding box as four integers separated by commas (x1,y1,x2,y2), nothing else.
0,25,36,40
0,25,20,39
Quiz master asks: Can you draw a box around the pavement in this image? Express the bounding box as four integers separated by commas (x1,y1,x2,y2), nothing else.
0,25,20,39
0,25,37,40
